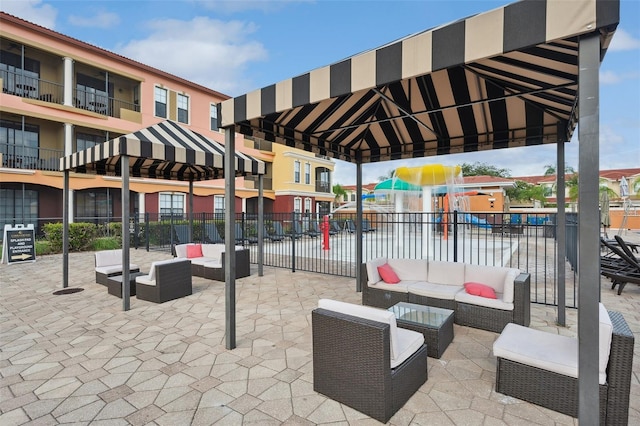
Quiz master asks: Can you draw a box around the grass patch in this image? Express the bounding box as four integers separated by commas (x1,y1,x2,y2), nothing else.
90,237,121,251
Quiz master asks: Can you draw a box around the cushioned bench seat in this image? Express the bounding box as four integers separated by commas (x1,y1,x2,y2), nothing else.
94,249,140,285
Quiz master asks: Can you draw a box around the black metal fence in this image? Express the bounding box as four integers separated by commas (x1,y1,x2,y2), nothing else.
5,211,578,308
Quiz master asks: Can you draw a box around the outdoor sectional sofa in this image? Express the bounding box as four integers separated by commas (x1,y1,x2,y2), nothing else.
94,249,140,286
361,257,530,333
174,243,250,281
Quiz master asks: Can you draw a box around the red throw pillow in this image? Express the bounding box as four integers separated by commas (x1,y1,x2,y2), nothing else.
186,244,203,259
377,263,400,284
464,282,497,299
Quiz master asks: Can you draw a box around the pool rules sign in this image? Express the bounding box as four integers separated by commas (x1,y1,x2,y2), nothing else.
2,224,36,265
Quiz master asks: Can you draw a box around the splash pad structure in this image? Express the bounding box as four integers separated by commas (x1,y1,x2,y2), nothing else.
392,164,463,252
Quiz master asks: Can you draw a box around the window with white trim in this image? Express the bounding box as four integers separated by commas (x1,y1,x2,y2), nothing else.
159,192,184,220
304,197,312,213
210,103,218,131
155,86,167,118
294,160,300,183
214,195,225,214
293,197,302,213
304,163,310,184
177,94,189,124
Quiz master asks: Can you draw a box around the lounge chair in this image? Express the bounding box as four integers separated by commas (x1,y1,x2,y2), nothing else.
204,223,223,244
306,221,321,238
235,223,258,245
263,224,284,242
362,218,376,232
173,224,191,244
600,238,640,295
344,219,356,233
329,220,341,235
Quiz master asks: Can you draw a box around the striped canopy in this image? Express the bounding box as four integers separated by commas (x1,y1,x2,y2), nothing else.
218,0,619,164
60,120,265,180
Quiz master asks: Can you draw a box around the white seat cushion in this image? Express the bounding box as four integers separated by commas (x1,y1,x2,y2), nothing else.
493,303,612,385
454,290,513,310
95,264,139,275
202,244,225,259
387,259,428,281
428,261,466,286
95,249,122,267
203,260,222,269
368,281,411,293
135,275,156,286
189,257,217,266
493,323,581,380
408,282,463,300
174,244,191,259
366,257,388,285
317,299,424,368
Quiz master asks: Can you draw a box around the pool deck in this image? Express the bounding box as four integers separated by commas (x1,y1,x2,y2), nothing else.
1,236,639,425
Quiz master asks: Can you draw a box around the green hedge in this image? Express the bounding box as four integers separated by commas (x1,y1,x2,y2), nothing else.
43,222,98,252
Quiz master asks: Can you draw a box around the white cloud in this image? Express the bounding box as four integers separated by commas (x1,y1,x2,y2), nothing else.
68,11,120,28
116,17,267,95
600,70,621,85
1,0,57,29
608,29,640,52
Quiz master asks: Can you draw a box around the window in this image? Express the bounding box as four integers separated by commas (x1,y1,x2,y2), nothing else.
159,192,184,220
351,194,356,202
304,198,312,213
210,103,218,131
0,120,39,169
0,188,38,231
75,189,112,221
304,163,310,184
155,86,167,118
0,50,40,98
177,94,189,124
75,132,104,152
214,195,225,214
294,160,300,183
294,197,302,213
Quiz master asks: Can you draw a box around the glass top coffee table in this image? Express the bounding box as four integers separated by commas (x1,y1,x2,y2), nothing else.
388,302,454,359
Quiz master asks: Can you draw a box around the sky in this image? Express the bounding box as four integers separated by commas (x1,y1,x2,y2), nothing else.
2,0,639,185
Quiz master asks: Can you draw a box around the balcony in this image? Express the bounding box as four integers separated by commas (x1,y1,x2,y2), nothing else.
0,143,63,171
245,176,273,190
315,180,331,193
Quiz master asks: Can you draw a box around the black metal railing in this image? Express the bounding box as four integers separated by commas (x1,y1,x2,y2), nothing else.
72,88,140,119
2,69,64,104
16,211,578,308
315,180,331,193
0,143,63,171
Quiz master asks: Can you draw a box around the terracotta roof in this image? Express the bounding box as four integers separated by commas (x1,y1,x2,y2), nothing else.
513,168,640,183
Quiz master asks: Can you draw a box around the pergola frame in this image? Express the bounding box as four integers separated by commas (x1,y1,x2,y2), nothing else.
218,1,620,423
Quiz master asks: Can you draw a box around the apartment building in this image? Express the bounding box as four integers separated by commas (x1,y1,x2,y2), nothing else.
0,12,334,231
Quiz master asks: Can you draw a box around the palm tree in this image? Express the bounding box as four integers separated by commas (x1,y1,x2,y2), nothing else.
332,184,347,208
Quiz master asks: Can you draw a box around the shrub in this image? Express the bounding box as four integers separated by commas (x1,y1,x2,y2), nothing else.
43,222,98,252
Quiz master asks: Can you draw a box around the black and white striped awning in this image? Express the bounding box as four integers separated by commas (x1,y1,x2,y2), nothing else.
218,0,618,163
60,120,265,180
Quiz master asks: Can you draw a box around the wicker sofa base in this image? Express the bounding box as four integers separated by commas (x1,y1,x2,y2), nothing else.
495,310,634,425
136,259,192,303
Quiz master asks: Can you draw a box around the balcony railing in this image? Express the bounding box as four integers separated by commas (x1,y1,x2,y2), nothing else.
0,143,63,171
315,180,331,193
2,69,64,104
2,69,140,119
245,176,273,190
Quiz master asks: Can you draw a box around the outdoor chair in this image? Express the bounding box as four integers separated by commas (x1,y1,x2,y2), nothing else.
493,304,634,425
362,218,376,232
290,221,304,239
263,224,284,242
312,299,427,423
94,249,140,285
344,219,356,233
271,221,288,241
204,223,223,244
173,224,191,244
306,220,321,238
329,220,341,235
235,223,257,245
600,239,640,295
135,258,192,303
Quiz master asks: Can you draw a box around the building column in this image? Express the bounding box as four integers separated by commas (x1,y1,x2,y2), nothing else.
138,193,145,220
63,57,74,107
